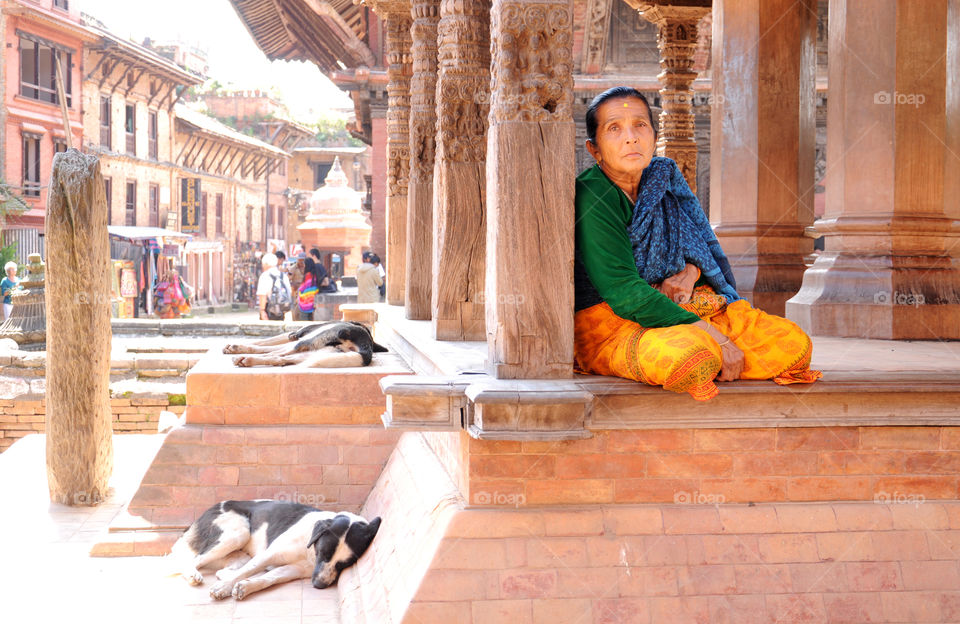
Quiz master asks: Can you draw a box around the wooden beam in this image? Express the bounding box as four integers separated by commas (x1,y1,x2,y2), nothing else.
232,152,250,178
123,67,147,96
185,137,209,170
167,86,185,112
84,51,108,82
158,83,177,109
217,146,241,176
109,60,133,94
200,141,227,172
97,57,114,89
175,134,198,167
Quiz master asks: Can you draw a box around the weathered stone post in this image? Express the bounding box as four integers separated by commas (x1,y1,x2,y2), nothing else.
431,0,491,340
45,149,113,505
384,8,414,306
405,0,440,319
485,0,575,378
710,0,817,316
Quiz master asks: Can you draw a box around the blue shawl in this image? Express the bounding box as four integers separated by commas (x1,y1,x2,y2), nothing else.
627,157,740,304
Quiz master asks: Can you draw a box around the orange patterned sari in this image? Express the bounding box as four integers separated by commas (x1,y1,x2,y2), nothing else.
574,285,822,401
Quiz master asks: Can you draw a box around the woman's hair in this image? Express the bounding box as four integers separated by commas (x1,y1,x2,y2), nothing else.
4,261,17,273
585,87,657,144
309,248,322,261
302,257,323,286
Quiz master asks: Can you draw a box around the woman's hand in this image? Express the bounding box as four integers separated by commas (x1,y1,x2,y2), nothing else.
656,263,700,304
694,320,744,382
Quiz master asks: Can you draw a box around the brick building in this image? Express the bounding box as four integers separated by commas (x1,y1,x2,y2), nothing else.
1,0,95,255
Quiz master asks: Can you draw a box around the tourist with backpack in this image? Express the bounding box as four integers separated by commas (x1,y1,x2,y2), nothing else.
256,253,291,321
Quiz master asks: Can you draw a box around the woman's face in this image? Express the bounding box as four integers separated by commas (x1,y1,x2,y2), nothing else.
586,97,657,177
5,267,15,279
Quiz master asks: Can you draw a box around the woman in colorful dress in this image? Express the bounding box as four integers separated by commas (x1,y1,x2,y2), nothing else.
574,87,821,401
296,257,321,321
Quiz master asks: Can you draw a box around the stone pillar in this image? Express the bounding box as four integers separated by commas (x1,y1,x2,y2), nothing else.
405,0,440,319
635,2,710,192
485,0,575,378
787,0,960,338
709,0,816,316
45,150,113,506
431,0,491,340
384,9,413,305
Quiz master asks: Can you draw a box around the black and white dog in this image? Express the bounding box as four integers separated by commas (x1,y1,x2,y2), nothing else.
170,500,381,600
223,321,388,368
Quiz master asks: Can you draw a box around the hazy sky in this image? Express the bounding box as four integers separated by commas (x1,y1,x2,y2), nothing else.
80,0,354,122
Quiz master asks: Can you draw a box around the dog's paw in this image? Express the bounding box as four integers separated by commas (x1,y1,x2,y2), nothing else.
183,570,203,586
232,356,251,367
223,344,244,354
232,580,250,601
209,581,234,600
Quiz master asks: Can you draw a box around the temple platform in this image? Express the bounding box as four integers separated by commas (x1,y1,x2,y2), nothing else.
92,306,960,622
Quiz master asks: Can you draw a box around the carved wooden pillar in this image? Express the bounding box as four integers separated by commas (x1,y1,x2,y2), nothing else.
486,0,575,378
405,0,440,319
787,0,960,338
634,2,710,193
709,0,816,316
384,9,413,305
580,0,612,75
431,0,491,340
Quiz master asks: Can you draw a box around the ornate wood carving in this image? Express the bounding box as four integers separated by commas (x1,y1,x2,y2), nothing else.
384,9,413,305
488,0,574,123
485,0,575,379
637,4,709,193
405,0,440,319
580,0,612,74
431,0,491,340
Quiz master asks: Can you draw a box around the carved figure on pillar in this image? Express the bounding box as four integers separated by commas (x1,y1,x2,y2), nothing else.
383,8,413,305
431,0,492,340
405,0,440,319
580,0,612,74
633,2,709,193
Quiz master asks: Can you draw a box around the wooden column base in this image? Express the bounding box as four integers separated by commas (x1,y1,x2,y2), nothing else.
386,193,408,306
786,252,960,339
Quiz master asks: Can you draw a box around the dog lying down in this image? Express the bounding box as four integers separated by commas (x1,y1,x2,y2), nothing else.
223,321,388,368
170,500,381,600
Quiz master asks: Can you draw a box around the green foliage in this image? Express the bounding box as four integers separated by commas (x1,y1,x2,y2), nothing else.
0,243,17,272
314,117,364,147
0,178,26,271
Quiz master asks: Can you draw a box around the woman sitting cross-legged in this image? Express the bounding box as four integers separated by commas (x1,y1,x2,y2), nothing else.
574,86,821,401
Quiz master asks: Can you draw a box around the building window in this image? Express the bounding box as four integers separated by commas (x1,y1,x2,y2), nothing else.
99,95,111,149
266,205,273,239
148,111,158,160
19,38,72,107
125,103,136,156
313,162,331,188
104,177,112,224
54,0,69,10
201,192,208,238
22,134,41,197
125,181,136,226
277,206,284,238
54,139,68,154
246,206,253,242
149,184,159,227
215,194,223,236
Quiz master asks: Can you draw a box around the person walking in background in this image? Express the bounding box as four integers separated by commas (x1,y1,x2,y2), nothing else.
256,253,291,321
375,254,385,300
309,247,338,293
1,261,20,321
357,252,383,304
296,257,321,321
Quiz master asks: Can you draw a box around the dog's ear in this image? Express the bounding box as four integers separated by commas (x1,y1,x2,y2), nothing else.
371,341,389,353
358,517,381,553
308,519,333,549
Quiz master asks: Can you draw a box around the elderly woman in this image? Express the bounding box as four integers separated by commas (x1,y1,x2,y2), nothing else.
1,261,19,321
575,87,820,401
